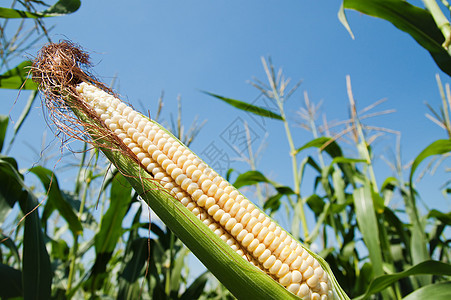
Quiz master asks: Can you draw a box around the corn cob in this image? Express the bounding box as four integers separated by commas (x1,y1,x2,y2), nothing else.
73,81,333,300
32,41,335,300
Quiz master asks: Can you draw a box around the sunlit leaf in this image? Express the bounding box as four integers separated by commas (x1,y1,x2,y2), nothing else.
263,193,283,213
306,194,324,215
89,173,133,289
338,2,355,39
353,184,384,277
0,115,8,152
203,91,283,120
0,0,81,18
0,7,44,18
171,247,190,294
403,281,451,300
354,260,451,300
295,136,343,158
341,0,451,76
405,140,449,277
233,170,270,189
0,156,22,224
29,166,83,236
42,0,81,16
428,209,451,225
0,61,36,90
6,91,38,151
0,234,21,265
118,238,148,298
233,170,294,195
0,264,22,298
409,139,451,185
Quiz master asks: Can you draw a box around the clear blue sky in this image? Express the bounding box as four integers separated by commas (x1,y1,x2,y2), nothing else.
2,1,449,224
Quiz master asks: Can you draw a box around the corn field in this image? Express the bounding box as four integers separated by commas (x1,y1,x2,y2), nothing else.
0,1,451,300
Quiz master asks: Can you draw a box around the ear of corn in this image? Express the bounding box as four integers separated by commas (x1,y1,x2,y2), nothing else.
65,91,301,300
70,82,334,300
32,41,347,299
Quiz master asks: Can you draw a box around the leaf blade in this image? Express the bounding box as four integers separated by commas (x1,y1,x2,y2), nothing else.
0,0,81,19
355,260,451,300
0,61,37,90
342,0,451,76
203,91,283,120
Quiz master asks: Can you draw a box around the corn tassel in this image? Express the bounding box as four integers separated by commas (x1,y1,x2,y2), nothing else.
32,41,338,300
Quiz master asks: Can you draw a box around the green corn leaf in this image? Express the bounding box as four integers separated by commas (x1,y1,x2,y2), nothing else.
407,139,451,272
354,260,451,300
0,234,21,265
295,136,343,158
305,156,322,174
2,157,53,299
0,61,37,90
49,238,70,261
340,0,451,76
0,264,22,299
233,170,295,196
295,137,362,185
170,247,190,294
0,7,45,18
380,176,397,206
151,222,171,249
29,166,83,236
403,281,451,300
233,170,270,188
95,173,132,253
409,139,451,185
0,115,8,153
338,3,355,39
383,208,410,255
118,238,149,299
17,188,52,300
306,201,331,243
203,91,283,120
122,238,148,282
325,157,366,178
306,194,325,215
0,0,81,18
428,209,451,224
263,193,283,213
0,156,23,225
88,172,133,290
41,0,81,16
353,184,384,277
119,206,147,296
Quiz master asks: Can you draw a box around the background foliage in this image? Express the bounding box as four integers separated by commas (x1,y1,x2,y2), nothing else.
1,0,451,299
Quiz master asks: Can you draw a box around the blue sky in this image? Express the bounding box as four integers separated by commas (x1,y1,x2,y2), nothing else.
2,0,450,224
